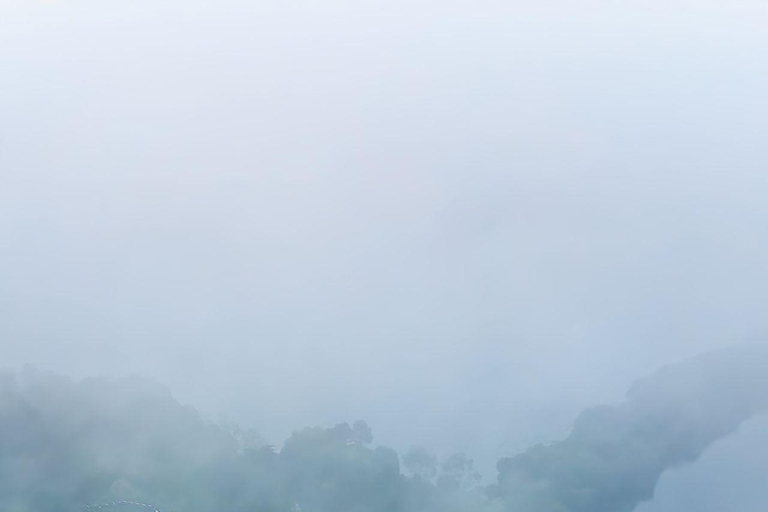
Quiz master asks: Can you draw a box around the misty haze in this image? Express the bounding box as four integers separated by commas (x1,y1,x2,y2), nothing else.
2,1,768,512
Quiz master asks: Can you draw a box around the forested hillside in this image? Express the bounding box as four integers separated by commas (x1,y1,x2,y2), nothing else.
0,345,765,512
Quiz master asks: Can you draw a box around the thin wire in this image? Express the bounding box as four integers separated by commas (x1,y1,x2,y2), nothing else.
84,501,167,512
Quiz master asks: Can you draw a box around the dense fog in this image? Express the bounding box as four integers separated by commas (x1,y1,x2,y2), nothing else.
2,1,768,511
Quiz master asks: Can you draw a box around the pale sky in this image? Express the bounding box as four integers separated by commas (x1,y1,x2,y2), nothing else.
2,1,768,509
